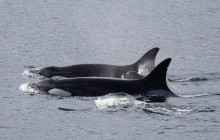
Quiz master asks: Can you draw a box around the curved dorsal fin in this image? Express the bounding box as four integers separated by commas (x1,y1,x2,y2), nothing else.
133,47,159,73
142,58,176,96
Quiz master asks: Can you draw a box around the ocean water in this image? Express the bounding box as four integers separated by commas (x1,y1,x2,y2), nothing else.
1,0,220,139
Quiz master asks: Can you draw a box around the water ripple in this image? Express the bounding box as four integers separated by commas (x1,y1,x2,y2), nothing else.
169,77,209,82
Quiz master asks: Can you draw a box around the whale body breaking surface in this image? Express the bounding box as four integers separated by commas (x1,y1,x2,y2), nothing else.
36,58,177,100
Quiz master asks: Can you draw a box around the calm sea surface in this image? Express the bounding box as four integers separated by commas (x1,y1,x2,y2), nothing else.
0,0,220,139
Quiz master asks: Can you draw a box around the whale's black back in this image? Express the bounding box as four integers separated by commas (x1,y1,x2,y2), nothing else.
38,48,159,78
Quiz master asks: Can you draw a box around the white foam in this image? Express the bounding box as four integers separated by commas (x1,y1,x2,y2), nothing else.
95,95,146,109
19,83,41,94
180,93,212,98
172,107,192,114
95,97,132,109
22,69,44,79
95,95,192,114
94,93,193,115
145,106,192,115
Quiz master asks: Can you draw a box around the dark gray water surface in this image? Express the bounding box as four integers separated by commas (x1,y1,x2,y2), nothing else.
1,0,220,139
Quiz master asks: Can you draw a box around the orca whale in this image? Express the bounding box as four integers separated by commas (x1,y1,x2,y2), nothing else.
38,48,159,78
36,58,177,99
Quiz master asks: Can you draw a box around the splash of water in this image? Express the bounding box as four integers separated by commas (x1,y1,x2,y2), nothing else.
22,69,44,79
19,83,41,94
95,97,133,109
94,93,193,115
95,93,146,109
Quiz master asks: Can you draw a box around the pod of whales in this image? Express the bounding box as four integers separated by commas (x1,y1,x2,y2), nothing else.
36,58,177,98
38,48,159,78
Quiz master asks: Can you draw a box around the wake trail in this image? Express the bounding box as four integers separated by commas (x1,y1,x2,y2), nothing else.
169,77,209,82
180,92,219,98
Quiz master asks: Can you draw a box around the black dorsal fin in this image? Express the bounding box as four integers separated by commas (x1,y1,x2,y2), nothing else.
142,58,175,96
